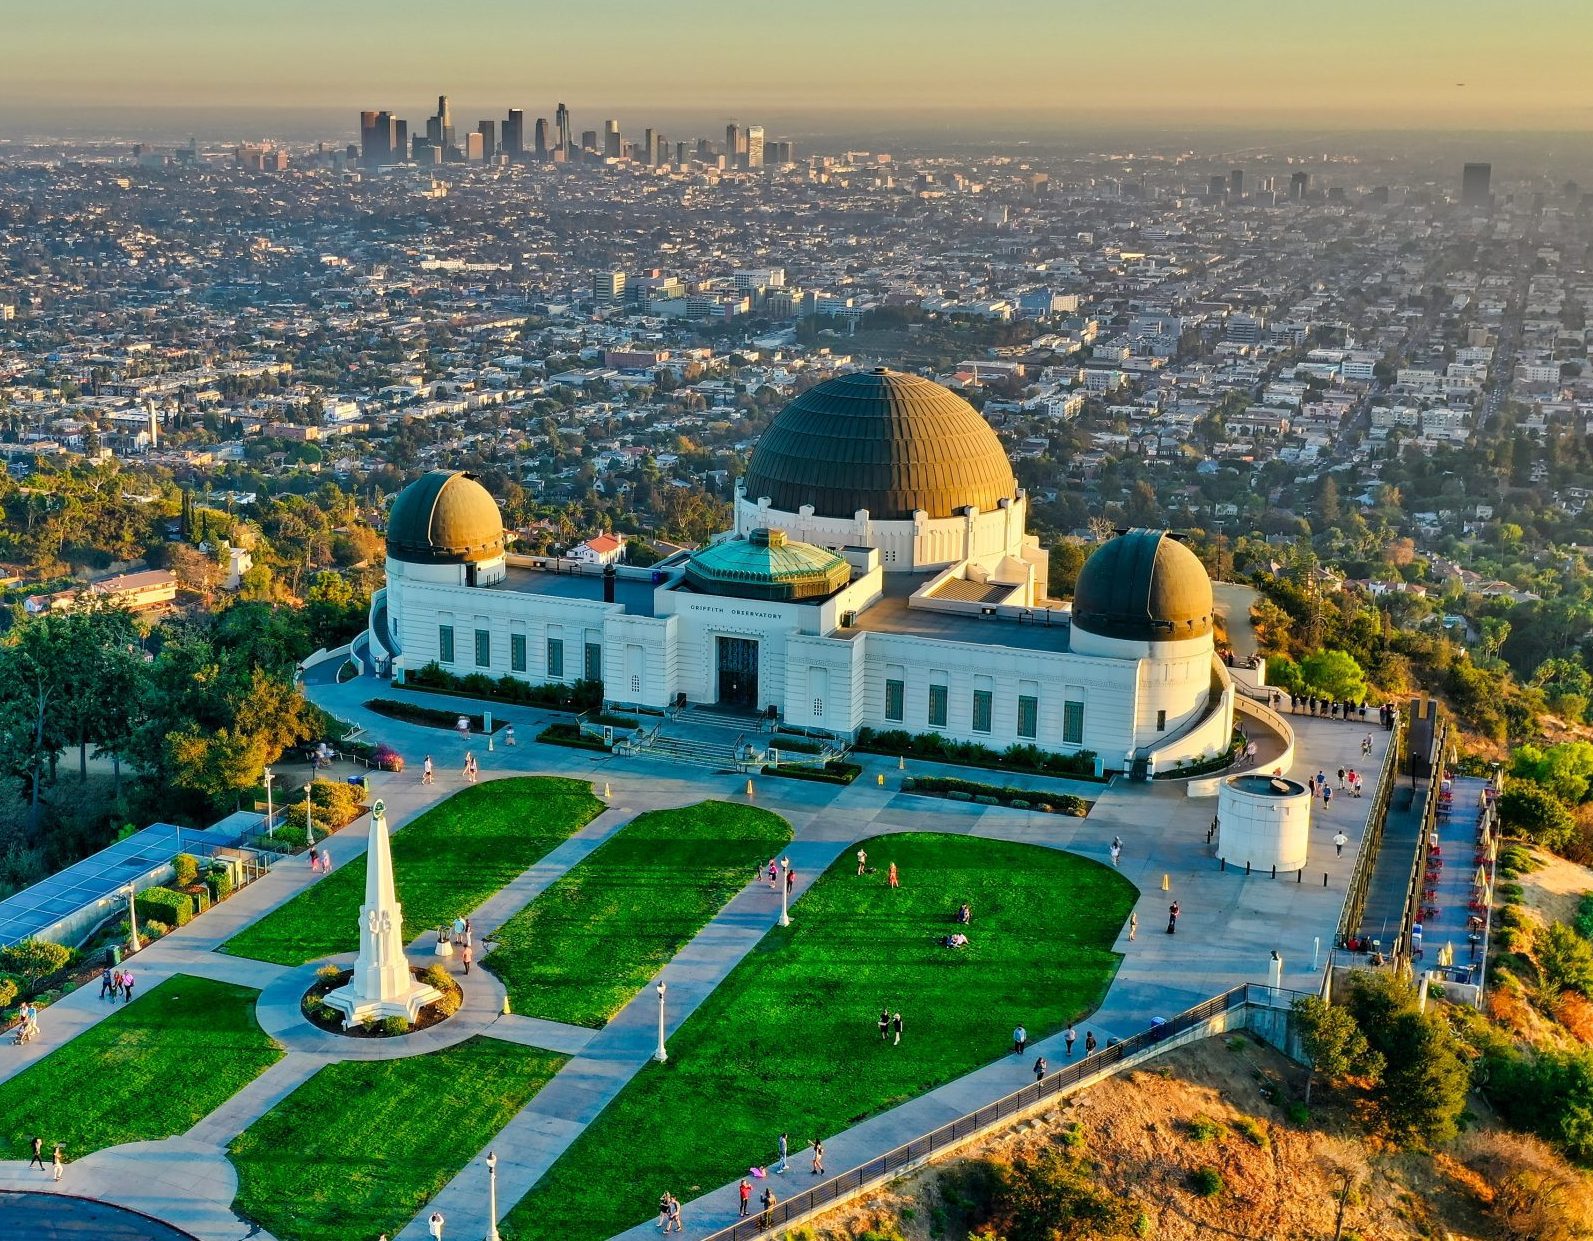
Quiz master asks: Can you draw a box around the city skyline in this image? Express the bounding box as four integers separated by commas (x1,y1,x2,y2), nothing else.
5,0,1593,130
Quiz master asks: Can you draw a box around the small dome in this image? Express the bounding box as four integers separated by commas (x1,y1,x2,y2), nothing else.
386,470,504,564
684,528,851,602
1072,529,1213,642
742,369,1018,521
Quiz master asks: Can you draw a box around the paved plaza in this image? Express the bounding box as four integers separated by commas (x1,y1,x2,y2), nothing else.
0,657,1394,1240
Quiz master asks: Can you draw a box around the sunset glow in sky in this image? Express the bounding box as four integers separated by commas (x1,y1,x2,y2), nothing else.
7,0,1592,128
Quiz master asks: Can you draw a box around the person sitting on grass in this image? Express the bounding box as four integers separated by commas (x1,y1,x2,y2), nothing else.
956,902,972,924
940,932,969,949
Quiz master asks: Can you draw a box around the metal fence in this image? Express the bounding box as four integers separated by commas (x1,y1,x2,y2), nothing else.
699,984,1263,1241
1335,712,1406,948
1392,720,1450,968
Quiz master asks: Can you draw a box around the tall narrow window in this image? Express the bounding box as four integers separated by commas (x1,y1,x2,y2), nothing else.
1156,708,1167,732
438,625,455,664
547,638,565,679
510,633,527,673
885,678,905,722
1063,699,1085,745
474,629,491,668
972,689,993,733
585,641,603,682
928,683,949,728
1017,694,1039,739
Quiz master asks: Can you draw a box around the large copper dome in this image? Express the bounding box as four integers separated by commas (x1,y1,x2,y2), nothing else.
386,470,504,564
742,369,1018,521
1072,530,1214,643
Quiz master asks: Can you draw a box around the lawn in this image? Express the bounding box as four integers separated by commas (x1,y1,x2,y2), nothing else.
230,1038,563,1241
223,777,604,966
487,801,792,1026
0,975,281,1160
500,833,1136,1241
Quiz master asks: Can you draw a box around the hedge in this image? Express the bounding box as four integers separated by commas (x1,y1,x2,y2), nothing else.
902,776,1091,817
206,866,235,904
761,761,862,785
364,698,501,733
537,723,613,752
405,662,603,713
136,886,195,929
853,728,1104,781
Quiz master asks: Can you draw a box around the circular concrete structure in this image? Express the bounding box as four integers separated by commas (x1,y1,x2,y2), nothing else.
1217,773,1312,872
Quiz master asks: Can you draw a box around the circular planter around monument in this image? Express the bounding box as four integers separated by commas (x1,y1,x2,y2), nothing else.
300,965,463,1037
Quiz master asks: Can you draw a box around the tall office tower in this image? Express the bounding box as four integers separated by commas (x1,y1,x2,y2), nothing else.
1462,162,1492,207
1229,169,1243,197
675,141,688,166
644,128,657,165
746,125,764,169
534,118,551,159
437,95,455,154
1289,171,1309,200
696,137,714,160
555,102,571,153
476,121,495,160
768,139,793,164
359,111,380,165
466,131,486,162
426,114,442,147
392,117,407,162
594,270,626,304
581,129,598,156
726,122,747,166
503,109,524,159
1208,174,1226,197
603,119,621,158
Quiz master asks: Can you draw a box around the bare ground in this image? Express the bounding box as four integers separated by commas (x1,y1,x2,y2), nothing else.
795,1035,1496,1241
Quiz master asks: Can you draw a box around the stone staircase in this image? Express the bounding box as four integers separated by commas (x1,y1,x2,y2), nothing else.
630,729,748,771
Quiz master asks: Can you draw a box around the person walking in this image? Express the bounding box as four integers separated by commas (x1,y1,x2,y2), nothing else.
777,1132,789,1173
1128,912,1137,941
309,846,319,873
811,1138,825,1175
423,755,434,785
739,1178,752,1217
1033,1055,1048,1083
453,915,466,946
1065,1024,1076,1057
52,1144,63,1182
505,724,516,747
1322,785,1333,812
100,966,113,1000
856,848,868,876
461,943,473,975
122,970,135,1003
111,969,123,1000
1110,840,1122,867
320,845,332,873
1013,1023,1027,1055
428,1210,445,1239
879,1007,890,1041
1337,768,1346,790
1333,831,1349,857
28,1136,45,1171
657,1192,671,1229
1167,901,1180,934
760,1187,777,1229
1085,1031,1098,1055
892,1012,903,1045
786,865,796,895
666,1194,683,1233
887,862,899,889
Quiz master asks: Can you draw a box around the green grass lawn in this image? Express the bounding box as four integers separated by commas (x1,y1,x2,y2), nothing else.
224,777,604,966
0,975,280,1160
230,1038,562,1241
487,801,792,1026
501,833,1136,1241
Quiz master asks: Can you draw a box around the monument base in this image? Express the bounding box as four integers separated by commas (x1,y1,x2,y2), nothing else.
323,978,443,1027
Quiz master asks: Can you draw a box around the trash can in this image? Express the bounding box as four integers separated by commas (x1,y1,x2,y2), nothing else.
108,944,121,967
346,774,369,795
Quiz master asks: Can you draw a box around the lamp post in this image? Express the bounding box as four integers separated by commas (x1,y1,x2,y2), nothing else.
778,856,792,927
263,767,275,839
654,980,668,1063
126,884,141,953
304,781,315,846
485,1150,501,1241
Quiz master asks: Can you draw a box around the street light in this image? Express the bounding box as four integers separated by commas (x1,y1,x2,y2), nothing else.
304,781,315,846
263,767,275,839
654,980,668,1063
778,856,792,927
125,884,141,953
485,1150,501,1241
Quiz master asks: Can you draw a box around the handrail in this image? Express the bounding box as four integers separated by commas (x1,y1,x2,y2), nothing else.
1393,720,1448,968
697,984,1302,1241
1335,709,1406,948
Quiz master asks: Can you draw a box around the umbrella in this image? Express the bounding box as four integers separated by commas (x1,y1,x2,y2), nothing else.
1474,865,1488,889
1438,943,1454,967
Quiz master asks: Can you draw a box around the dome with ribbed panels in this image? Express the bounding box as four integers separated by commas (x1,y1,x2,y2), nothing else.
1071,529,1214,643
742,369,1018,521
386,470,504,565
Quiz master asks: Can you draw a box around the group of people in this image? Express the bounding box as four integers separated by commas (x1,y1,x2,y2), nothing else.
1287,694,1369,721
10,999,41,1044
729,1133,827,1224
853,848,899,888
450,916,475,974
26,1136,64,1181
877,1006,905,1044
98,966,137,1004
462,752,479,783
307,845,334,874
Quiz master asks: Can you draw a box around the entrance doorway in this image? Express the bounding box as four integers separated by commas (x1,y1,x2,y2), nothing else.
716,636,759,710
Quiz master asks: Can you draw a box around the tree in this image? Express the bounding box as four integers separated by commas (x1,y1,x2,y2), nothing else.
1292,995,1382,1103
1536,922,1593,998
1314,474,1342,528
1497,783,1576,851
1299,649,1368,701
0,937,70,985
1050,540,1088,597
1511,741,1593,805
1376,1008,1470,1145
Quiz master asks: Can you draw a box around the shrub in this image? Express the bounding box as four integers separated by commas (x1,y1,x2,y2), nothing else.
761,761,861,785
1233,1117,1270,1149
280,779,365,835
851,727,1102,780
1186,1115,1223,1141
371,743,404,772
0,976,17,1009
316,963,345,984
421,964,452,991
1536,922,1593,996
205,865,235,903
974,794,1000,805
172,852,199,888
403,662,603,712
139,920,169,942
963,1149,1139,1241
1344,971,1468,1146
947,790,973,801
137,885,196,929
378,1015,410,1036
1283,1100,1311,1125
1575,892,1593,942
1459,1131,1593,1241
1187,1167,1224,1197
1497,784,1576,852
537,722,612,752
0,938,71,985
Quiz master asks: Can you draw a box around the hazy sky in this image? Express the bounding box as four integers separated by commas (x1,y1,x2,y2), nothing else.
6,0,1592,129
